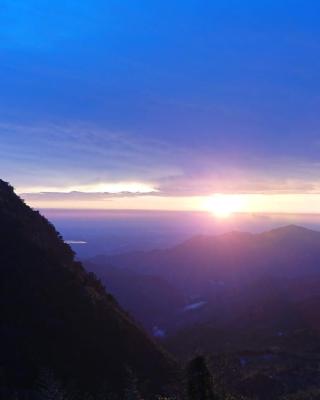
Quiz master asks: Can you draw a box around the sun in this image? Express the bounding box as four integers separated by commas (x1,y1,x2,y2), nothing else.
202,194,246,218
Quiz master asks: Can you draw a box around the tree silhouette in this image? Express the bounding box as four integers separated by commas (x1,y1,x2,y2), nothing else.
124,368,143,400
36,369,67,400
186,356,217,400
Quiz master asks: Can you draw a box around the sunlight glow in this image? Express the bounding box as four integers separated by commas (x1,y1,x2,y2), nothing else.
19,191,320,214
202,194,246,218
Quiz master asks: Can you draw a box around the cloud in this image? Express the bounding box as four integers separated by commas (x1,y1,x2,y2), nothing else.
18,181,158,195
20,191,156,203
154,157,320,196
19,175,320,207
3,120,320,202
0,121,183,186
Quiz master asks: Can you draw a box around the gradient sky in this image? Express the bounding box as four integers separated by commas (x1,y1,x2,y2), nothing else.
1,1,320,212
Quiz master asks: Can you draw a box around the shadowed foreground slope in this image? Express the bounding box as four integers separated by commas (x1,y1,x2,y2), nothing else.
0,180,177,398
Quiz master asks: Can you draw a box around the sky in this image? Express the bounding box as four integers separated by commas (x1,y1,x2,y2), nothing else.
1,1,320,213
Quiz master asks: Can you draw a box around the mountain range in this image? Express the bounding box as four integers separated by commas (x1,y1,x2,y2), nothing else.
3,176,320,399
88,225,320,354
87,224,320,397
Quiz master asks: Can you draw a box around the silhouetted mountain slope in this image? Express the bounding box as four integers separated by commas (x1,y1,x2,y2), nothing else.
0,180,177,398
85,262,185,334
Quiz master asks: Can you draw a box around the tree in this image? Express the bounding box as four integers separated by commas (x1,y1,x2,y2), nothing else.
124,368,143,400
36,369,68,400
186,356,217,400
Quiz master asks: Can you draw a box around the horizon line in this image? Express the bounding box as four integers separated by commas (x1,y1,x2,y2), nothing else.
38,208,320,217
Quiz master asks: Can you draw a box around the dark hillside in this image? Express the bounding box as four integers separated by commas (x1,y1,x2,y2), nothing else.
0,180,177,398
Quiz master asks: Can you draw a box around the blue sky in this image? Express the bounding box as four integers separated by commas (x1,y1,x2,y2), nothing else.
1,1,320,210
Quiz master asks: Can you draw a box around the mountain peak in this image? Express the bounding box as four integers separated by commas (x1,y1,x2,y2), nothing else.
262,224,320,238
0,178,13,191
274,224,311,232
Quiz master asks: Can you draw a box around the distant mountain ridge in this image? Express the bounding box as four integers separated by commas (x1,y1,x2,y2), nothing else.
0,180,177,398
92,224,320,293
88,225,320,347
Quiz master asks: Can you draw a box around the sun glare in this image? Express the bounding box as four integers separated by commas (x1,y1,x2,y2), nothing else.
202,194,246,218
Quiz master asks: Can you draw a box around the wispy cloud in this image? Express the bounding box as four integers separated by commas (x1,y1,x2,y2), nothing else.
2,120,320,203
0,121,182,187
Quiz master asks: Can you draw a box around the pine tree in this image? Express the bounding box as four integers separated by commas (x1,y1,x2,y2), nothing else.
186,356,217,400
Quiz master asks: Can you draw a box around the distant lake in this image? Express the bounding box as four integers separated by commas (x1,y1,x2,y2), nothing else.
41,209,320,259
